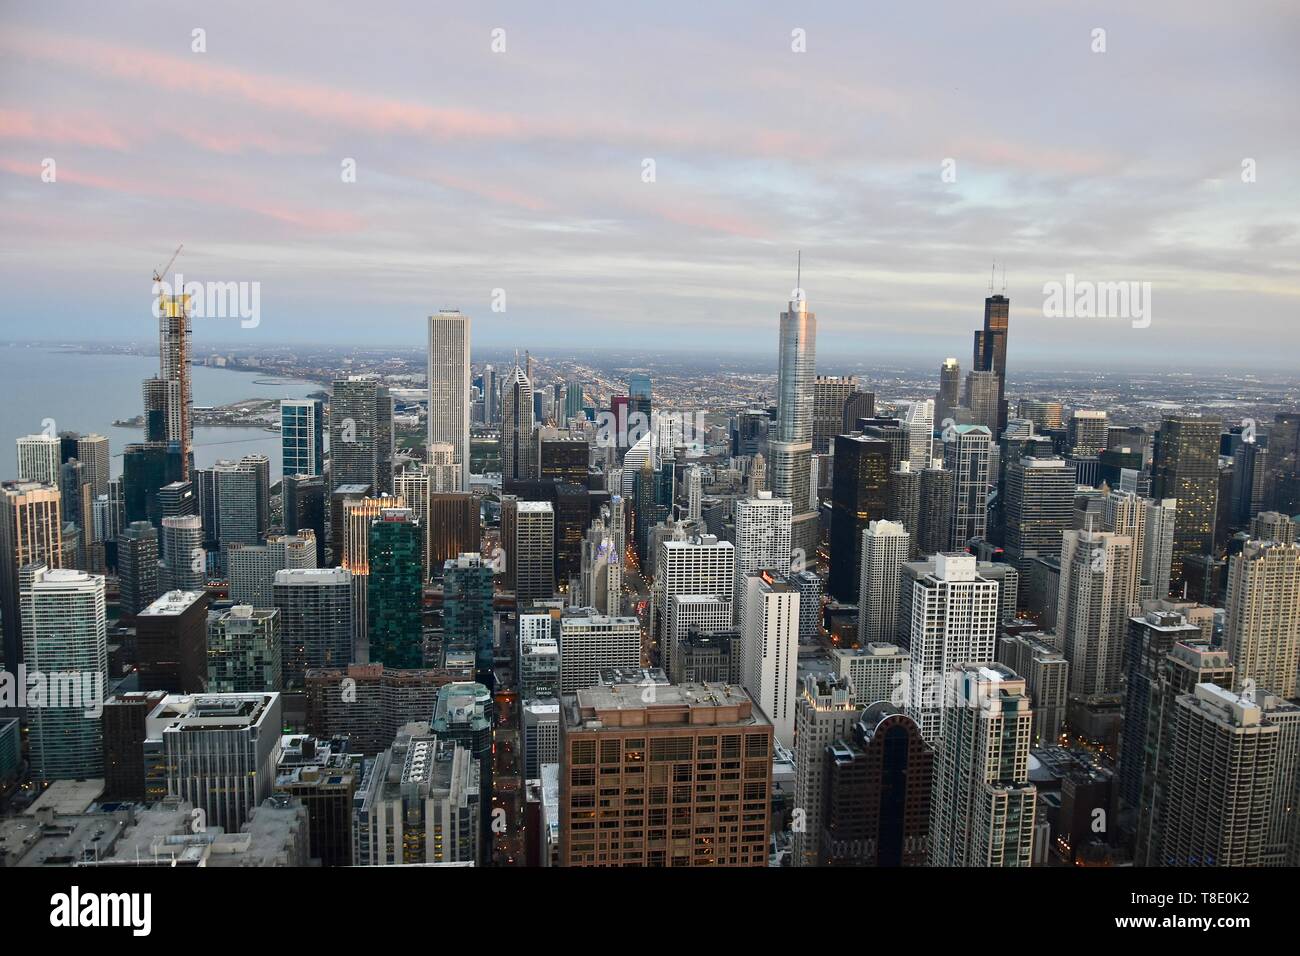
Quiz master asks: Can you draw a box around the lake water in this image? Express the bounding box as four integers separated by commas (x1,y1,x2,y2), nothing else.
0,345,321,481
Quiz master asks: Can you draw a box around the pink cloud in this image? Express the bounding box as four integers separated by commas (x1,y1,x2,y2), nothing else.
0,108,131,151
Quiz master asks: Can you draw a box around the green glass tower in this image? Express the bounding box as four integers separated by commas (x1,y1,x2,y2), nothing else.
367,509,423,668
443,553,495,685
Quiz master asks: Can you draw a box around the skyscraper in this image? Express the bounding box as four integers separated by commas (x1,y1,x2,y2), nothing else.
16,434,60,485
514,501,555,604
813,375,857,454
367,508,424,669
0,480,62,670
501,364,537,480
160,514,205,591
329,378,395,495
281,399,324,478
916,467,953,558
772,280,819,563
732,491,792,622
935,358,961,429
208,605,282,692
858,520,910,645
929,663,1036,867
904,398,935,470
136,588,209,693
117,520,161,616
971,291,1010,434
741,570,800,748
944,425,992,551
427,310,471,490
1057,526,1135,698
443,553,495,685
274,567,354,688
1068,410,1109,457
652,533,734,676
1152,415,1221,590
155,288,194,477
829,434,891,602
20,565,107,781
557,610,642,693
791,673,862,867
1223,540,1300,698
1003,456,1074,579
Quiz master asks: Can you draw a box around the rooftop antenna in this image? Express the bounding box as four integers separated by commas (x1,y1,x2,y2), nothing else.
989,261,995,294
1001,264,1006,294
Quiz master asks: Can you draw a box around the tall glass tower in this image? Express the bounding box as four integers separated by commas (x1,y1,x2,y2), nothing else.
771,273,818,564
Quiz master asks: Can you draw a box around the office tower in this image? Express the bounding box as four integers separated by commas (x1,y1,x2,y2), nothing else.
0,480,63,670
1224,540,1300,698
733,491,793,617
935,358,961,428
195,455,270,551
668,594,732,653
273,734,360,867
904,399,935,470
137,589,209,693
280,398,324,478
669,627,740,684
16,434,60,484
997,632,1068,746
1018,399,1064,433
858,520,910,645
118,520,161,616
329,484,368,567
813,375,857,454
159,514,205,591
788,568,822,643
963,370,1001,434
303,664,447,757
140,374,178,443
832,643,909,707
820,704,933,866
1160,683,1300,867
341,492,404,651
885,462,922,557
972,291,1010,434
1057,526,1134,698
481,364,498,425
944,425,991,551
790,674,863,866
558,611,641,693
514,501,556,603
522,698,561,779
1103,489,1178,604
283,473,326,564
501,364,537,480
329,378,394,495
443,553,494,684
1152,415,1221,589
685,465,703,522
626,372,652,425
836,390,872,433
929,663,1036,867
1231,439,1270,527
122,441,184,527
898,554,1000,743
351,725,481,866
228,532,317,607
426,310,471,490
559,681,772,866
1003,456,1074,579
152,692,282,832
519,620,561,699
20,565,107,781
1265,411,1300,514
274,567,354,688
652,534,734,677
424,492,480,574
916,467,953,558
208,605,282,692
1067,410,1109,456
741,570,800,747
560,378,584,425
539,437,590,486
430,681,495,849
101,690,169,802
829,434,891,602
1251,510,1297,544
771,283,819,564
366,509,423,669
579,515,622,616
154,284,194,475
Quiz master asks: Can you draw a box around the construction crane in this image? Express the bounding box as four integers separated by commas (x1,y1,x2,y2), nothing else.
153,243,183,284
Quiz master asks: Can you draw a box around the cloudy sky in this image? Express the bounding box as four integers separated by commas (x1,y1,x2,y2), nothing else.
2,0,1298,368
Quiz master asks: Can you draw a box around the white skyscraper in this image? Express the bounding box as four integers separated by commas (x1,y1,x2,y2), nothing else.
905,399,935,470
929,663,1037,867
1057,526,1134,698
944,425,992,550
16,434,61,485
20,564,107,781
733,492,793,625
1224,540,1300,699
859,519,910,645
1103,489,1177,605
899,553,1000,743
427,310,471,490
651,534,734,676
557,611,641,693
686,466,703,523
741,570,800,748
515,501,556,604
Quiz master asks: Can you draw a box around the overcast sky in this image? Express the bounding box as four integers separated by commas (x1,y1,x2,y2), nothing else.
2,0,1297,369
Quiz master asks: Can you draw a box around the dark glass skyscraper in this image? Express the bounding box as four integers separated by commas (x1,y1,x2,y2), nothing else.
829,434,891,602
367,509,423,668
443,553,495,685
1152,415,1221,590
972,293,1009,434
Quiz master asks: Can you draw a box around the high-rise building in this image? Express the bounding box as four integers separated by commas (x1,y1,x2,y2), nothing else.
944,425,992,551
514,501,556,604
501,365,537,481
858,520,910,645
283,474,326,565
557,610,641,693
152,692,283,833
1231,439,1270,527
916,467,953,558
340,492,405,651
559,682,772,866
522,698,560,779
122,441,184,527
274,567,354,688
329,378,394,495
813,375,857,454
427,310,471,489
195,456,270,552
0,480,62,670
1003,456,1074,579
1102,488,1177,603
1068,410,1109,456
208,605,282,692
898,553,1000,743
772,283,819,564
443,553,495,684
971,292,1010,434
367,509,423,669
1018,399,1064,433
281,399,324,478
1223,540,1300,698
791,673,862,867
1152,415,1221,589
832,643,909,707
733,491,793,620
303,663,449,757
1057,527,1134,698
228,531,317,607
101,690,168,802
20,565,107,781
829,434,891,602
160,514,205,591
16,434,61,484
935,358,961,429
430,681,495,849
1251,510,1297,545
997,631,1068,746
652,534,735,677
741,570,800,748
964,370,1001,434
155,287,194,477
929,663,1036,867
136,589,209,693
117,520,161,616
426,492,481,574
820,704,933,866
904,399,935,470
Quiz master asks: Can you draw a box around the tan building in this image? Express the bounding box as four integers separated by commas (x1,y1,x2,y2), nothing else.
560,682,772,867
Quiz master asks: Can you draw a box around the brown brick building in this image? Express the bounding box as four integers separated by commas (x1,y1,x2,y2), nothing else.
560,682,772,867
